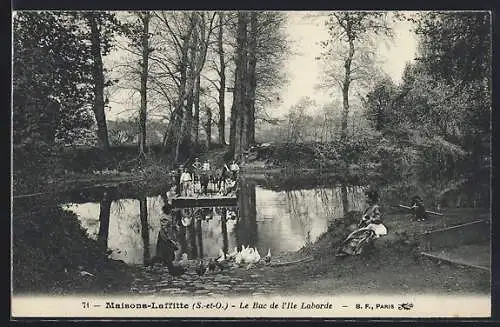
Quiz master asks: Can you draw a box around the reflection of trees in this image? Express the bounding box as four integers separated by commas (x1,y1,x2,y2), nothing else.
111,199,126,216
172,207,234,259
235,180,257,249
175,210,188,256
314,188,337,219
98,192,111,248
140,197,150,263
196,219,203,258
280,185,368,245
285,190,311,241
188,212,198,259
341,184,349,217
221,209,228,253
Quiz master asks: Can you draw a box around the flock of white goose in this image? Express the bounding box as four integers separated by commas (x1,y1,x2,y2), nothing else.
222,245,272,265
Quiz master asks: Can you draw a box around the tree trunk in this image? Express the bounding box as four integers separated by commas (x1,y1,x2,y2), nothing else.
217,12,226,145
341,27,355,145
88,13,110,153
229,102,237,152
192,73,201,145
205,105,212,149
162,16,196,162
138,12,150,157
184,83,194,148
246,12,258,146
232,12,248,160
183,32,196,151
165,48,188,162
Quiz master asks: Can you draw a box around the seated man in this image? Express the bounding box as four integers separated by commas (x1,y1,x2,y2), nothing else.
410,195,428,222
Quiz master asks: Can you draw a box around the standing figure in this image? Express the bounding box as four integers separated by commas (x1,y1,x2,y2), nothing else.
180,168,193,196
191,157,202,183
200,160,211,195
217,164,231,193
174,165,184,196
153,216,178,270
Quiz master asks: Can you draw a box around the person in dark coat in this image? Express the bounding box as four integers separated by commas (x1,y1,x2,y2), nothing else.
154,229,177,268
410,195,428,222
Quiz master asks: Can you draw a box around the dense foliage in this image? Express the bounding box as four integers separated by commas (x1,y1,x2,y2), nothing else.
13,12,95,146
364,12,491,206
13,203,133,294
256,12,491,208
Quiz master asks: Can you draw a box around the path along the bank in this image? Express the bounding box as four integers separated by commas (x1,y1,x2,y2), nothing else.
129,262,285,297
125,209,490,297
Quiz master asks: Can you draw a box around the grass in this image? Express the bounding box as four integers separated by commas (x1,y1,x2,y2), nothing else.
272,207,491,296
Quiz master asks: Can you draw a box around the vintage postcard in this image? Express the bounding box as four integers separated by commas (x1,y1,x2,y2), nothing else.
11,9,491,319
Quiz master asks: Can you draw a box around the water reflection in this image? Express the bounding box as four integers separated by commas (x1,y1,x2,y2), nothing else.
139,197,149,263
98,191,111,248
235,179,258,250
64,180,366,265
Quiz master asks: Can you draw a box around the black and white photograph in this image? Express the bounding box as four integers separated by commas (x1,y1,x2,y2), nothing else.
11,10,492,318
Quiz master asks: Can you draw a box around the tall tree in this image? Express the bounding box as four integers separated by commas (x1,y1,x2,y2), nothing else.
231,12,249,159
246,12,258,146
319,12,393,144
137,12,151,157
228,11,289,155
155,12,215,163
86,13,110,152
82,12,123,153
216,12,227,145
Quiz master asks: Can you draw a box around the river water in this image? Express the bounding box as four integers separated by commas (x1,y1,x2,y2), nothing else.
62,177,367,265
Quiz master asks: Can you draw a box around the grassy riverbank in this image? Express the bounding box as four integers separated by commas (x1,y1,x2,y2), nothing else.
278,207,491,295
121,207,490,297
12,142,489,296
12,197,490,296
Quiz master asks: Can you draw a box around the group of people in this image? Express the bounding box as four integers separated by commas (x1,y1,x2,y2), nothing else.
173,157,241,197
